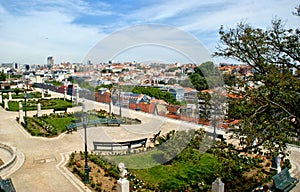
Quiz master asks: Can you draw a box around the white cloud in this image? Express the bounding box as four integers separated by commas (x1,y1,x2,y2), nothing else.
180,0,298,33
127,0,226,22
0,0,298,64
0,3,105,64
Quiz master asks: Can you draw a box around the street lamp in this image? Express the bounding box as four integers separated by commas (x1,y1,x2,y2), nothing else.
82,102,89,184
118,88,122,117
24,91,27,128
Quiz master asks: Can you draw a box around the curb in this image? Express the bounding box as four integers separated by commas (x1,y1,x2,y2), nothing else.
56,152,92,192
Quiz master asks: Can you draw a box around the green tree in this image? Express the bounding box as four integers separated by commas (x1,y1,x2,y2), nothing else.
179,78,194,88
189,61,223,91
132,86,180,105
0,72,6,81
167,78,177,85
214,12,300,156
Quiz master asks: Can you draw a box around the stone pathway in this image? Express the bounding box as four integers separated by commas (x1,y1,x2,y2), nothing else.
0,90,200,191
0,89,299,191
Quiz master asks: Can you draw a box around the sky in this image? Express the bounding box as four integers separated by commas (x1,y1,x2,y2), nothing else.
0,0,298,64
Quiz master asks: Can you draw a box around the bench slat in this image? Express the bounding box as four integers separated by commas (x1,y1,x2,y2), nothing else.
93,138,147,151
272,168,298,192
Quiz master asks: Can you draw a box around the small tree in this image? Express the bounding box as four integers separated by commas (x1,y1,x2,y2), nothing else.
0,72,6,81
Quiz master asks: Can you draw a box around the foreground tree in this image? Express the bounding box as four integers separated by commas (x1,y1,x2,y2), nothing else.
215,11,300,156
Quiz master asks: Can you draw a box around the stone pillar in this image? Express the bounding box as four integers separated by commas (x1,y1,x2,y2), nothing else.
277,155,281,173
212,178,224,192
117,179,129,192
64,87,67,101
37,102,42,117
8,92,12,101
19,102,24,123
41,89,45,98
153,103,158,116
4,98,8,109
73,84,79,105
76,89,79,105
117,163,129,192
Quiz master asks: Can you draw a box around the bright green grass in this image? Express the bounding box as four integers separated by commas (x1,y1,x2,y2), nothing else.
106,149,164,169
131,152,219,190
7,98,72,111
44,116,76,132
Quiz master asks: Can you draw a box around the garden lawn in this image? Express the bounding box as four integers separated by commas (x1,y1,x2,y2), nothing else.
131,152,219,191
106,149,164,169
44,116,75,133
7,98,72,111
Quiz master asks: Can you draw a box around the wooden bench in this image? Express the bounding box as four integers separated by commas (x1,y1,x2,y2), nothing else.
65,118,121,133
0,178,16,192
93,138,147,152
150,130,161,143
106,119,120,126
206,131,226,141
53,107,68,113
272,168,298,192
88,118,120,126
66,123,78,133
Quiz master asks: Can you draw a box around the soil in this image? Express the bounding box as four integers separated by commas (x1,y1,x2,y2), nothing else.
67,153,117,192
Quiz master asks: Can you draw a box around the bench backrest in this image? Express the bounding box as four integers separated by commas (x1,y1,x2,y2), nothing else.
272,168,293,188
93,138,147,151
154,131,161,138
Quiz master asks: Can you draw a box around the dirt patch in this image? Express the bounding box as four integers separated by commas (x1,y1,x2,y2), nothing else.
67,153,117,191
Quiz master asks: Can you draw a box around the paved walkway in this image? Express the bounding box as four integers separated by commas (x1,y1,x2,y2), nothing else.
0,90,202,191
0,89,299,191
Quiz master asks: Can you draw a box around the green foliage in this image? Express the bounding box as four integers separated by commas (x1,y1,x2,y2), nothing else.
44,80,62,86
7,98,72,111
24,113,75,137
3,91,51,99
215,17,300,156
165,67,178,72
179,78,194,88
222,73,236,86
189,61,224,91
0,72,6,81
95,84,112,91
132,86,181,105
189,73,208,90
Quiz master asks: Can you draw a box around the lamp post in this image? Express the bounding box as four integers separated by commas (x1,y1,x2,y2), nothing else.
118,88,122,117
82,102,89,184
24,91,27,128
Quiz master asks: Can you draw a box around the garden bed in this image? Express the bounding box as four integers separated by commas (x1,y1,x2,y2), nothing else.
67,129,278,191
67,152,147,191
8,98,72,111
21,113,76,137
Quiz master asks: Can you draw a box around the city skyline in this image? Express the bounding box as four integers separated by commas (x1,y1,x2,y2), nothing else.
0,0,298,64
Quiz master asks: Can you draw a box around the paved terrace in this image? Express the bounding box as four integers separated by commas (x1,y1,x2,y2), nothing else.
0,89,298,191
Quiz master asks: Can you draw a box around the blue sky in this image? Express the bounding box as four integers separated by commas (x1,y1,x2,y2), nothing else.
0,0,298,64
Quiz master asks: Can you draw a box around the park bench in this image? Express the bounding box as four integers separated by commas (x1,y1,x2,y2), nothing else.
150,130,161,143
206,131,226,141
66,123,78,133
86,118,120,126
93,138,147,152
272,168,298,192
53,107,68,113
0,178,16,192
65,118,121,133
106,119,120,126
